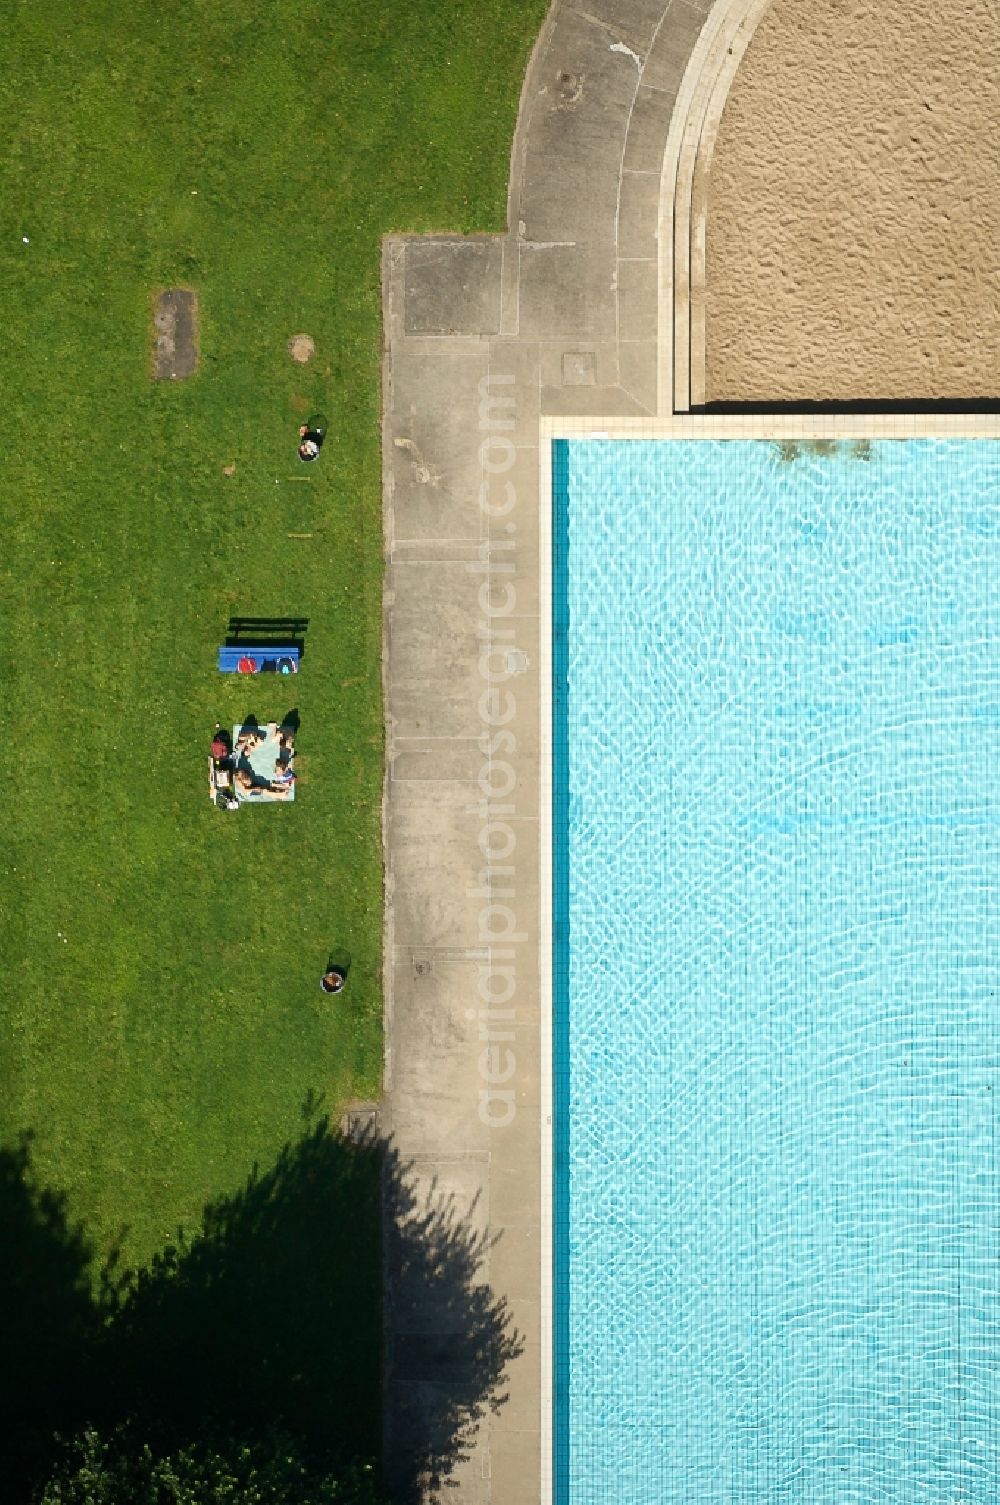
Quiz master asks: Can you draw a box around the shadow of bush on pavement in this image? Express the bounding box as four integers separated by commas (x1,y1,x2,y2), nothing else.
384,1159,525,1503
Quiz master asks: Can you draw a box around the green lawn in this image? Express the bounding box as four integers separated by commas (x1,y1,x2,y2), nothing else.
0,0,545,1280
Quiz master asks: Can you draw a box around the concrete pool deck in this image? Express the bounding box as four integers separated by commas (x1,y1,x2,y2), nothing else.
381,1,1000,1500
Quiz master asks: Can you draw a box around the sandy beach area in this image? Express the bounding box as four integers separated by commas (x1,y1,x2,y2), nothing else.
705,0,1000,402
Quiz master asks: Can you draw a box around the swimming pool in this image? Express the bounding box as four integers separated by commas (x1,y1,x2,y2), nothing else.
551,437,1000,1504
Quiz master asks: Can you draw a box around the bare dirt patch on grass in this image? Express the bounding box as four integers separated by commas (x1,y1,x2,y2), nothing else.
287,333,315,364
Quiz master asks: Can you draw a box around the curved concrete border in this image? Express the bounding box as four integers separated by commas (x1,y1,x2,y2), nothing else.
658,0,774,412
474,0,776,419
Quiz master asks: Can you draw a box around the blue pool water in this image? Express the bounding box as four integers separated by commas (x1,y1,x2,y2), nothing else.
552,439,1000,1505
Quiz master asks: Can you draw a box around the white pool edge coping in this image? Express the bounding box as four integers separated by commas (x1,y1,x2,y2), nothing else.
543,413,1000,442
539,433,555,1505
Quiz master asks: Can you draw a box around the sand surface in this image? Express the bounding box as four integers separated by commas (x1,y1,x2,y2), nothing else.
705,0,1000,402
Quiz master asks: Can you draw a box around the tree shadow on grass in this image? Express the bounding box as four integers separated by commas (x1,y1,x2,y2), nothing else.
0,1132,100,1493
0,1120,521,1503
98,1117,384,1462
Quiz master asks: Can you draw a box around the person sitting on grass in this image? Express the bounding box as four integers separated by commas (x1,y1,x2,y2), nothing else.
210,725,231,766
298,413,327,463
235,765,287,798
266,720,295,752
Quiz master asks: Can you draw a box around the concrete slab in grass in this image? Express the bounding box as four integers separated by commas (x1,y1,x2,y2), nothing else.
152,288,198,379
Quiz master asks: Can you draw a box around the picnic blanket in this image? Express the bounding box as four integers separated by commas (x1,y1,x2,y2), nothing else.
232,723,296,804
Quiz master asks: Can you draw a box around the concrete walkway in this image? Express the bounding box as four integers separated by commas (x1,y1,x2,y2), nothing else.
380,0,1000,1500
381,2,760,1501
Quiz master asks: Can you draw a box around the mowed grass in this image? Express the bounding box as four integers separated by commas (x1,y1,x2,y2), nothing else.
0,0,546,1274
